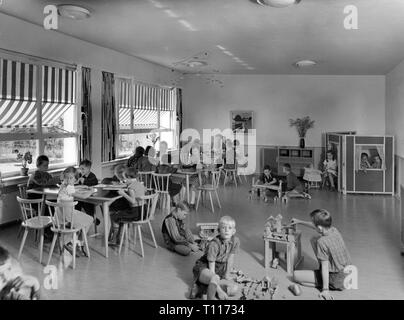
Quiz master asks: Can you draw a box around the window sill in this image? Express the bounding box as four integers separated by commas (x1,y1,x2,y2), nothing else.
101,157,129,167
1,168,65,187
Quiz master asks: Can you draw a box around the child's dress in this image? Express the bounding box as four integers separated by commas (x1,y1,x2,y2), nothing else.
323,159,337,176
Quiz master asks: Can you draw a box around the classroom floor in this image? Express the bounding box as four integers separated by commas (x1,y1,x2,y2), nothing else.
0,180,403,300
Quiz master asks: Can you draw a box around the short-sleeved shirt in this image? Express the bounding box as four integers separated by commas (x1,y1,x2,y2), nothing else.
27,170,56,189
261,173,275,184
204,235,240,263
316,227,351,273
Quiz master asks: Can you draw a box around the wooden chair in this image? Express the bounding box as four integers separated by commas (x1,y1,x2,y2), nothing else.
17,197,52,264
17,183,28,198
196,170,221,213
138,171,155,194
152,173,171,214
45,200,90,269
222,164,238,187
118,193,159,257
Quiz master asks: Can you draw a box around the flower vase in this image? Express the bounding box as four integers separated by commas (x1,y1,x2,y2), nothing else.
20,168,29,176
299,138,305,149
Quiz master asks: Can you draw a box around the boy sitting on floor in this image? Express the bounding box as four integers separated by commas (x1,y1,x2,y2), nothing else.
76,159,99,225
191,216,239,300
161,202,199,256
282,163,311,200
290,209,352,300
0,246,40,300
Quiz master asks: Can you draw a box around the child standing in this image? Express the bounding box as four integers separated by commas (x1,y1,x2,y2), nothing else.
291,209,352,300
322,151,337,190
161,202,199,256
282,163,311,199
76,159,99,224
57,167,93,257
191,216,240,300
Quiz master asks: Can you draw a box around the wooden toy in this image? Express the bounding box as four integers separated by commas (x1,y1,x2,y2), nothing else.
196,222,219,240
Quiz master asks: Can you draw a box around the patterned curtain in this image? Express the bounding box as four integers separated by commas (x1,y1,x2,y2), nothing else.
101,71,116,162
176,88,183,141
80,67,92,161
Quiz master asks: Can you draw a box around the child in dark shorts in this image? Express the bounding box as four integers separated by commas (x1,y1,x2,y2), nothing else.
191,216,240,300
108,168,146,245
290,209,352,300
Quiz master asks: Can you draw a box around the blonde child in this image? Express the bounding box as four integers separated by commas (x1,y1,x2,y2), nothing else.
191,216,239,300
57,167,93,257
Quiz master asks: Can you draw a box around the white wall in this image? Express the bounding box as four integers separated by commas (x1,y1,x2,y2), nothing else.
182,74,386,147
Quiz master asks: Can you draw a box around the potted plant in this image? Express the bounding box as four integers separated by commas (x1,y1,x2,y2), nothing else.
289,116,315,148
14,150,33,176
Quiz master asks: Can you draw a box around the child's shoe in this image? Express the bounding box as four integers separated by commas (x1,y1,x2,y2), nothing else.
189,283,201,299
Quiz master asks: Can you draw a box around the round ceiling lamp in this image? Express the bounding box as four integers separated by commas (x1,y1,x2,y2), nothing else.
255,0,301,8
293,59,317,68
57,5,91,20
184,60,208,68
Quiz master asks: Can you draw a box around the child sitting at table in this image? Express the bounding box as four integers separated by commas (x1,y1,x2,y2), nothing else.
0,246,40,300
191,216,240,300
27,155,60,193
162,202,199,256
108,167,146,245
57,167,93,257
290,209,352,300
76,159,99,225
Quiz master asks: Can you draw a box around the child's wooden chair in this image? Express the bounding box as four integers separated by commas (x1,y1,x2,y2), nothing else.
45,200,91,269
118,193,159,257
138,171,155,194
196,170,221,213
222,164,238,187
17,197,52,264
152,173,171,215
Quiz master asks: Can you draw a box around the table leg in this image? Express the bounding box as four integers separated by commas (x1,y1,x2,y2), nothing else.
103,202,110,258
287,241,295,275
264,239,270,275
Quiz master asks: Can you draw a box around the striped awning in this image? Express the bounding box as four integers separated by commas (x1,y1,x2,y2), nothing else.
0,59,76,128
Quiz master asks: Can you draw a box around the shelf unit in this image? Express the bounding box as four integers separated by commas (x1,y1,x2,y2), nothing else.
277,147,314,177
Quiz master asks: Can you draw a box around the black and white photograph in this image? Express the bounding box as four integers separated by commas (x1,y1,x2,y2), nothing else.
0,0,403,307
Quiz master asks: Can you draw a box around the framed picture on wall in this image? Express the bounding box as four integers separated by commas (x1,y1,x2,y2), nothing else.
230,110,254,134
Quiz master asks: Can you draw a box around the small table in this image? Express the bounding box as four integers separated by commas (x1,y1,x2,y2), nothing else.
27,186,122,259
263,231,303,275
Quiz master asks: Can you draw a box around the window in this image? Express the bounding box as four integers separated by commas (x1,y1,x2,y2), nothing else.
356,145,385,171
116,78,178,157
0,53,78,177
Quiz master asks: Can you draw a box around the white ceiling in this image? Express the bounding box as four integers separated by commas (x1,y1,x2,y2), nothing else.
1,0,404,75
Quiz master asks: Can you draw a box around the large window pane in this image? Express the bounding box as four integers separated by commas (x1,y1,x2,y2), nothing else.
160,110,175,130
0,140,38,175
42,103,77,134
44,137,77,168
118,133,150,157
133,109,158,130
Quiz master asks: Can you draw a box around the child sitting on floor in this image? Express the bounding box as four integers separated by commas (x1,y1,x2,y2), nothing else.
290,209,352,300
109,167,146,245
255,164,278,199
322,151,337,190
0,246,40,300
76,159,99,225
282,163,311,199
57,167,94,257
191,216,239,300
161,202,199,256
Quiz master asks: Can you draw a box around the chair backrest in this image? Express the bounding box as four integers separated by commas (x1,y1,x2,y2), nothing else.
203,170,221,189
138,171,154,191
17,183,28,199
137,192,158,222
152,173,170,193
16,196,43,222
45,200,78,232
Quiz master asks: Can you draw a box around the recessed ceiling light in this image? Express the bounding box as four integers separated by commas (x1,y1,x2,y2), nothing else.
57,5,91,20
293,59,317,68
255,0,301,8
185,61,208,68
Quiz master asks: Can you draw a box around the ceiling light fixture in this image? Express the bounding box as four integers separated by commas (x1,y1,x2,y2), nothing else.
57,5,91,20
293,59,317,68
184,60,208,68
254,0,301,8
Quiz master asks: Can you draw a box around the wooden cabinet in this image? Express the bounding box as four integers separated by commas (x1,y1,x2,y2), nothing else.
261,146,314,177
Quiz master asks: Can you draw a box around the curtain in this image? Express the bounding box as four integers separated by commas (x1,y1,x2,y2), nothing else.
80,67,92,161
101,71,116,162
176,88,183,147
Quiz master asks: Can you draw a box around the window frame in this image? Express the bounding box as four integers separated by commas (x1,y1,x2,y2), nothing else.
0,49,81,178
115,77,178,158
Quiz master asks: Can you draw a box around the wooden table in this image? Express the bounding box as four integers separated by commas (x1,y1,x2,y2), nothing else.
27,186,122,258
263,231,303,275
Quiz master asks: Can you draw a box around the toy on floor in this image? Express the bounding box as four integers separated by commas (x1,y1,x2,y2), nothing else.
288,283,302,296
196,222,219,240
249,176,283,202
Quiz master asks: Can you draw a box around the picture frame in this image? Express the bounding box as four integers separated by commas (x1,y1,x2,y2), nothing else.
230,110,254,135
